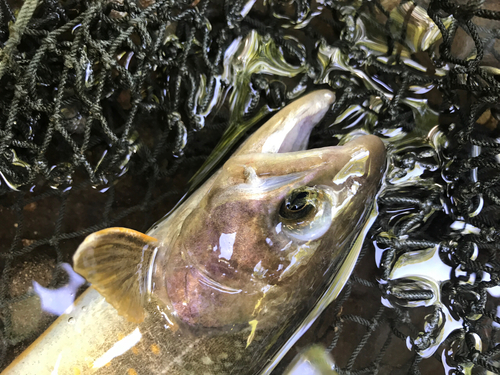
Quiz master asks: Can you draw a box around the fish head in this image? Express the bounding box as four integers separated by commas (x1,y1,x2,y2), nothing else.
72,90,386,332
156,95,386,329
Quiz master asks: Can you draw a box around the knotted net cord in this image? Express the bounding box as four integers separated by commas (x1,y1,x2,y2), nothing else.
0,0,499,373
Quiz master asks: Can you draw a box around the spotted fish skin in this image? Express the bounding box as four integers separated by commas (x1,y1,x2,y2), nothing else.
2,90,386,375
4,288,260,375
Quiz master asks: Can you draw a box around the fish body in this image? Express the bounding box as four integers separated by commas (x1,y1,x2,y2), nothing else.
2,90,386,374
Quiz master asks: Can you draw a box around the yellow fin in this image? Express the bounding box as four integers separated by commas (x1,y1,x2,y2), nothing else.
73,227,158,323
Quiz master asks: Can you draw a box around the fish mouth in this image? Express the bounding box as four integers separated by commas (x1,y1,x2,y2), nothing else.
326,134,387,187
235,89,336,155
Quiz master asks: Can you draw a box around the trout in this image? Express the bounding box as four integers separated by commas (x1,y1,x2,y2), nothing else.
3,90,386,375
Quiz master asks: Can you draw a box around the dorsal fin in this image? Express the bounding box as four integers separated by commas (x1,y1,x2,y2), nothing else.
73,227,158,323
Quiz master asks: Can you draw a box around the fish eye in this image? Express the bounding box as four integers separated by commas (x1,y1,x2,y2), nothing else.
279,186,333,242
279,190,315,221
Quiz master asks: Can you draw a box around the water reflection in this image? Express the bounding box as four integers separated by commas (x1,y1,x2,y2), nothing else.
382,245,464,358
33,263,86,316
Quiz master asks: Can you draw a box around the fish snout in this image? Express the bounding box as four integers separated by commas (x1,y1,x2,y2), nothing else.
308,134,386,187
342,134,387,176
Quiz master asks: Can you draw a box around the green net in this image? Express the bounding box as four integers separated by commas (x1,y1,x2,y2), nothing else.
0,0,499,373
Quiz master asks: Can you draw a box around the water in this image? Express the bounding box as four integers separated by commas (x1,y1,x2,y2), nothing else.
1,0,500,373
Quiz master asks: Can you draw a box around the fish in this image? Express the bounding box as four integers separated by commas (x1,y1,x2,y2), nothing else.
2,90,386,375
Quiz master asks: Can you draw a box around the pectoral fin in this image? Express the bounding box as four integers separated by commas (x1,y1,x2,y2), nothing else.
73,227,158,323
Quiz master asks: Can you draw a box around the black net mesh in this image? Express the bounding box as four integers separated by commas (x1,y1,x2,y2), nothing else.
0,0,499,373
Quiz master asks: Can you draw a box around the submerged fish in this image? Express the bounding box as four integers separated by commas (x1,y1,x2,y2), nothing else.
2,90,386,375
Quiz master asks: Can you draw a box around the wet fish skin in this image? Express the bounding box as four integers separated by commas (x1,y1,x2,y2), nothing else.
147,92,385,331
151,136,385,331
2,90,386,375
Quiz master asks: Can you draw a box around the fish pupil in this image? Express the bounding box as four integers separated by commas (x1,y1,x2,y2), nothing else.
280,190,315,220
288,192,309,211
